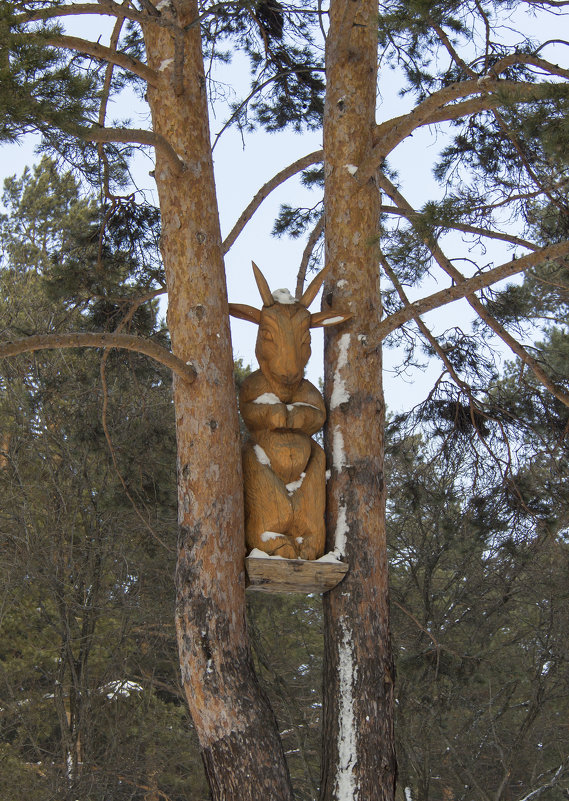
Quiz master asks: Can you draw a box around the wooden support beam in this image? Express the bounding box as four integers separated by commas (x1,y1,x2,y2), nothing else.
245,553,349,594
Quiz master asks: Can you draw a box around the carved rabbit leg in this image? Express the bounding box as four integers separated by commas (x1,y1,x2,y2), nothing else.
288,441,326,560
242,441,298,559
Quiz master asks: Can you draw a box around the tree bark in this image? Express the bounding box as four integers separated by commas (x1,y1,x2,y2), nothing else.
320,0,397,798
143,4,294,798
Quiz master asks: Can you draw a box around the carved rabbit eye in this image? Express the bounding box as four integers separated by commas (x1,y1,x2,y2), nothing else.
261,329,274,342
302,332,310,346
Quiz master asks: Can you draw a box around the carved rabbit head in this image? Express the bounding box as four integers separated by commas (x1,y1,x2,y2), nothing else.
229,262,351,395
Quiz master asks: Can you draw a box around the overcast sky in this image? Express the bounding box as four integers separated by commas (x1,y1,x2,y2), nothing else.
3,6,560,411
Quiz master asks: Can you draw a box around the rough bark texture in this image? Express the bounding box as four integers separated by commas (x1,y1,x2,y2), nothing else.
143,4,294,798
320,0,397,799
246,554,349,593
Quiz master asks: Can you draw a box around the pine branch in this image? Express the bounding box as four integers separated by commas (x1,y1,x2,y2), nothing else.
0,333,197,383
376,173,569,407
14,3,160,29
295,214,324,299
97,14,126,197
380,206,538,251
357,79,569,183
211,66,325,151
222,150,324,254
82,127,184,174
369,241,569,349
44,34,158,85
490,52,569,81
379,249,471,394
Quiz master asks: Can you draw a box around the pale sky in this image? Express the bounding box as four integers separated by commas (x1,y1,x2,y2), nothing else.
3,5,560,411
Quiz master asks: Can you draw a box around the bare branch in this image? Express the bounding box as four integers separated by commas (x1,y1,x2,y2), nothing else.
368,240,569,347
380,205,538,251
525,1,569,5
517,764,566,801
221,150,324,254
82,127,184,175
97,12,125,197
430,19,476,77
0,332,197,383
295,214,325,299
379,249,471,393
14,2,154,27
358,79,569,182
376,173,569,407
490,52,569,81
44,34,158,85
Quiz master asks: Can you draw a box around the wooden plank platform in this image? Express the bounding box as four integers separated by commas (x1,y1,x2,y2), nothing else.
245,551,349,594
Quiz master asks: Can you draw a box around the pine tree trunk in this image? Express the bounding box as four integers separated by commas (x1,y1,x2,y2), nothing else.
320,0,397,798
143,5,294,798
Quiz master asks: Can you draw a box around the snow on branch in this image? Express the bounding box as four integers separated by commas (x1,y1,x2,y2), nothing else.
517,764,566,801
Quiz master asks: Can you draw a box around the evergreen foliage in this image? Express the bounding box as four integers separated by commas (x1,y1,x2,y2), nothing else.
1,0,569,798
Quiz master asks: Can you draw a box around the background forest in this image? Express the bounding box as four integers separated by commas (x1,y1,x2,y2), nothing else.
1,159,568,801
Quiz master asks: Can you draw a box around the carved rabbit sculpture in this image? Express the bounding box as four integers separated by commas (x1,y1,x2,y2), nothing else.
229,262,351,560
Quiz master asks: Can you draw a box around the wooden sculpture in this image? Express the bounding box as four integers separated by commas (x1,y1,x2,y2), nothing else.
229,262,351,560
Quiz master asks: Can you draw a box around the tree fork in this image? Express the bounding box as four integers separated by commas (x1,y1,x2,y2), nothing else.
321,0,397,799
142,4,294,798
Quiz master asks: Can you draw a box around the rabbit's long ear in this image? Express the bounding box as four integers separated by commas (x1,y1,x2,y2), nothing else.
310,310,352,328
228,303,261,324
299,261,332,307
252,261,274,307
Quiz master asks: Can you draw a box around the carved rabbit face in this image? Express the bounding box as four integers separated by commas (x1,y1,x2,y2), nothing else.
256,303,311,393
229,261,352,395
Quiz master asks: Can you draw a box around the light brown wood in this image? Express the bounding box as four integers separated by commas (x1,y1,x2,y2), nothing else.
230,262,351,560
245,555,349,594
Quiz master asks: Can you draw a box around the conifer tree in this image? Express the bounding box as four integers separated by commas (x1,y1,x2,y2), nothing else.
0,159,212,800
1,2,569,799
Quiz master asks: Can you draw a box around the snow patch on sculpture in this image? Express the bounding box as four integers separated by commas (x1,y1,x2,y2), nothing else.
272,288,296,304
260,531,281,542
248,547,285,559
254,444,271,466
317,551,342,563
286,472,306,495
322,316,348,326
335,618,358,800
253,392,281,404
